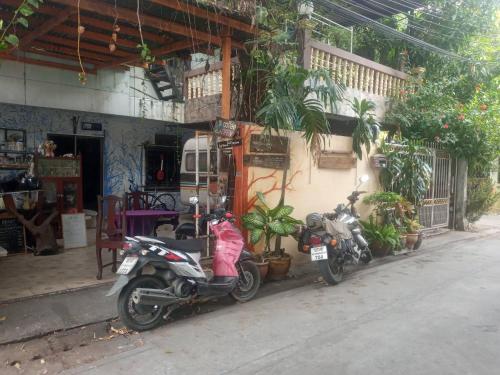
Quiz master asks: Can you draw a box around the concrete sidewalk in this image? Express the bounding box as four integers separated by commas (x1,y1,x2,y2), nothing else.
1,215,498,345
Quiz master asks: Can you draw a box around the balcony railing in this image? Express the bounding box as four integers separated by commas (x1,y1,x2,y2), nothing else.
184,41,408,101
305,39,409,98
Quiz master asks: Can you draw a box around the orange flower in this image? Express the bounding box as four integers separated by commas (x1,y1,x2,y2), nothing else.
443,123,449,129
480,104,488,111
457,114,465,121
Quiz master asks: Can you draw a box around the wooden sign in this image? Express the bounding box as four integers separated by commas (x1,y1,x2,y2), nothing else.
218,138,242,149
214,118,237,138
250,134,289,154
62,213,87,249
318,152,356,170
244,154,289,170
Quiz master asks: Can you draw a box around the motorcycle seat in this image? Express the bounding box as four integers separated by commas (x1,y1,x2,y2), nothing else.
157,237,205,253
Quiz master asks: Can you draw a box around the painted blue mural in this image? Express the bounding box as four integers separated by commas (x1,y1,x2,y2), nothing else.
0,103,185,197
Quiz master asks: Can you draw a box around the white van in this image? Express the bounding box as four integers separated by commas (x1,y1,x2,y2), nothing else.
180,135,231,207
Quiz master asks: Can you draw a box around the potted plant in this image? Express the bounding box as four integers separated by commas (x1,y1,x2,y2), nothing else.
405,218,422,250
252,253,270,281
360,216,400,257
242,192,302,281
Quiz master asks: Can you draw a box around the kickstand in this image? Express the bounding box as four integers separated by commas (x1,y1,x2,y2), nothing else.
162,303,181,321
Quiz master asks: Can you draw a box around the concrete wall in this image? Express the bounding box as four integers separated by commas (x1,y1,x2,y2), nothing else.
0,60,183,122
0,103,191,199
242,126,379,263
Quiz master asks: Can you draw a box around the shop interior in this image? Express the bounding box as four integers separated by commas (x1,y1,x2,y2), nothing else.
0,123,234,303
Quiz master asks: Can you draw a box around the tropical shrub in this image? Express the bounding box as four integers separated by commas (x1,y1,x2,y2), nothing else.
360,216,401,254
351,98,379,160
242,192,302,257
466,178,500,223
379,141,432,206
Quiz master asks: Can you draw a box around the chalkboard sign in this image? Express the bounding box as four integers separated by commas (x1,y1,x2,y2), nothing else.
243,154,289,170
250,134,289,154
0,218,25,253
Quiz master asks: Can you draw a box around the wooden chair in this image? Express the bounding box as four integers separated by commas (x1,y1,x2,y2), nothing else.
125,191,153,211
96,195,124,280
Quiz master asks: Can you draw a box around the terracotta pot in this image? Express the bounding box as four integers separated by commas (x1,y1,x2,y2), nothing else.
371,241,391,257
412,232,424,250
267,255,292,281
255,260,270,281
406,233,419,250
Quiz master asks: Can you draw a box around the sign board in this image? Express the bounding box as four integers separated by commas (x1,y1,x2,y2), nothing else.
214,118,237,138
318,152,356,170
217,138,242,149
250,134,289,154
62,213,87,249
244,154,289,170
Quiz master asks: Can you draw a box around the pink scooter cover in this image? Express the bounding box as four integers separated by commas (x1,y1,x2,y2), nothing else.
211,221,244,277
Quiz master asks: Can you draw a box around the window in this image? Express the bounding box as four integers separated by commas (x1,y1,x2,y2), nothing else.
144,145,180,191
185,151,218,174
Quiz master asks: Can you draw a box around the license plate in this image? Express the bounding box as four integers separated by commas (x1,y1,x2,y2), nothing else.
117,256,138,275
311,246,328,261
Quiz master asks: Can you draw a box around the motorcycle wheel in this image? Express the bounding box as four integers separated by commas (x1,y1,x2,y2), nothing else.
360,248,373,264
117,275,166,332
318,255,344,285
230,261,261,302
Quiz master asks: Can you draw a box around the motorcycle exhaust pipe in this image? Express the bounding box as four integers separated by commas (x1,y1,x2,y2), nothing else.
132,288,183,306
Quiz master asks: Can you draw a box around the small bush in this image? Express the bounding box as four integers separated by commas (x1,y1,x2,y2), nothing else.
466,178,500,223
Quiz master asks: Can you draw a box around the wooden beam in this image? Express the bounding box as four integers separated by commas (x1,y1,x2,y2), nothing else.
0,53,96,73
97,39,198,69
69,14,169,45
52,24,138,50
148,0,256,35
17,8,76,49
30,41,110,63
26,46,104,66
221,35,232,120
49,0,222,46
39,35,130,58
2,0,168,44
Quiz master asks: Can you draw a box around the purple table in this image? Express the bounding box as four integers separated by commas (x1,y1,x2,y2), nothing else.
125,210,178,236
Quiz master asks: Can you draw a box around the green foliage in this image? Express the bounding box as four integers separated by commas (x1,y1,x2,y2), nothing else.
379,141,432,206
241,192,302,257
0,0,43,51
363,192,413,228
360,216,401,251
404,218,422,234
256,64,343,162
466,178,500,223
137,43,155,64
351,98,377,160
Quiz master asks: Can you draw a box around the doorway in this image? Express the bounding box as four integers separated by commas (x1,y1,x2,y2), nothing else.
48,134,103,211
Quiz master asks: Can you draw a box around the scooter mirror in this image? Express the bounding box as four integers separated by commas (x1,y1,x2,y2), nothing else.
359,175,370,184
189,196,199,205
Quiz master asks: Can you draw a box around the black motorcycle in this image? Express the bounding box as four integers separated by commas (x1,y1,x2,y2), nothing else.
297,175,373,285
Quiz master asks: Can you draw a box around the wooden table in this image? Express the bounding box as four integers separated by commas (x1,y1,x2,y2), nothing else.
125,209,178,236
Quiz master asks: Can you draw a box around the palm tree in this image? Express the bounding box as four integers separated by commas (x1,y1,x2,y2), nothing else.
256,64,344,162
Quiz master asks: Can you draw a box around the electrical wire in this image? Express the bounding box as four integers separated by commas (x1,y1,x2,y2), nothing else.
313,0,469,60
331,0,455,38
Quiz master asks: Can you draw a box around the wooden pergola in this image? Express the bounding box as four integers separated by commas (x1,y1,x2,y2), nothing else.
0,0,256,118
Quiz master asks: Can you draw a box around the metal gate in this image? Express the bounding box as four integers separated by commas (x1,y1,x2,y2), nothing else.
417,145,452,229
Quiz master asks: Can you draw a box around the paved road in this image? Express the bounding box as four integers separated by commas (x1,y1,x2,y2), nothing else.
64,229,500,375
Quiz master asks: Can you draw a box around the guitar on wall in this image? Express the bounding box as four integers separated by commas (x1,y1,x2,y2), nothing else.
156,154,166,182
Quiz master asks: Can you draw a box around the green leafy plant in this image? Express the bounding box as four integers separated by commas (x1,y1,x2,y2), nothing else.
466,178,500,223
404,218,422,234
360,215,400,253
0,0,43,51
363,191,413,228
256,64,343,163
242,192,302,257
351,98,378,160
379,141,432,206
